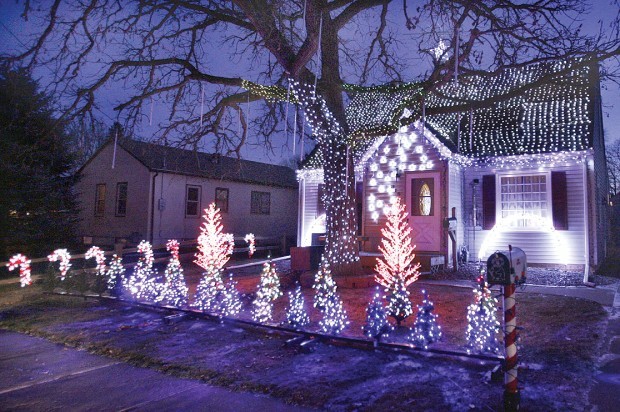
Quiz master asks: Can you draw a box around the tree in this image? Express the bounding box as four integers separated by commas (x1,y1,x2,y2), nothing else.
607,139,620,197
407,289,442,349
252,259,282,322
0,67,79,260
375,198,421,325
285,284,311,330
4,1,619,274
106,254,125,297
465,274,501,354
362,286,393,346
193,203,234,312
125,240,161,302
158,239,189,308
313,256,337,311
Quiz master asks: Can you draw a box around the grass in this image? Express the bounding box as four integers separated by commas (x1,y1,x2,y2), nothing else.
0,280,610,411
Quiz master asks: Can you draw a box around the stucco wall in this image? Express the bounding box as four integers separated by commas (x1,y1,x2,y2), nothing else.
150,172,298,246
76,143,151,245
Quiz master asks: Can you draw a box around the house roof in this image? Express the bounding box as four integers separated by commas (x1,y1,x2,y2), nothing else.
117,139,298,188
302,59,597,169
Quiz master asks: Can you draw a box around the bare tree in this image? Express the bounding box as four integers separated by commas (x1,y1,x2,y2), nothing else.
607,138,620,196
2,0,619,274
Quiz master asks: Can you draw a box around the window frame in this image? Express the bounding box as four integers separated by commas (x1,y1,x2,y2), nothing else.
250,191,271,215
495,172,552,230
94,183,106,217
215,187,229,213
115,182,128,217
185,185,201,218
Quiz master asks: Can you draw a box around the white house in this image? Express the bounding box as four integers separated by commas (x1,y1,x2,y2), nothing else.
298,60,608,276
77,139,298,247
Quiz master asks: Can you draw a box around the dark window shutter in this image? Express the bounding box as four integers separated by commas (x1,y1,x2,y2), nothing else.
551,171,568,230
482,175,496,230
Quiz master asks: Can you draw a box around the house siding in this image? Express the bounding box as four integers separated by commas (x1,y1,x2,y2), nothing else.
150,173,298,246
361,128,448,253
298,175,324,247
464,161,587,265
76,143,151,245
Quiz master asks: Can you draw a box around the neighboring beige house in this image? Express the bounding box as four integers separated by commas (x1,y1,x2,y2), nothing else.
77,139,298,247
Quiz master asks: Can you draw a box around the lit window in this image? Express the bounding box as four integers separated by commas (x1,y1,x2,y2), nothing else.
215,188,229,213
499,174,548,228
94,184,106,217
115,182,128,216
185,185,201,217
251,191,271,215
419,183,432,216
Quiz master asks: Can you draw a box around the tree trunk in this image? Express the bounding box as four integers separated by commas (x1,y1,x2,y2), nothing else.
291,81,360,277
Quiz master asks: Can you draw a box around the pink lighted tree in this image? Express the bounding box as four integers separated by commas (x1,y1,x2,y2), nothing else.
194,203,234,272
193,203,234,313
375,198,421,326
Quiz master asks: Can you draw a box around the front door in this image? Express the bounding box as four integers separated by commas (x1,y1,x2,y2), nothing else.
405,172,442,252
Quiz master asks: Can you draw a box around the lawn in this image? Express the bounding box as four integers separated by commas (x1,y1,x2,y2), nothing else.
0,271,609,411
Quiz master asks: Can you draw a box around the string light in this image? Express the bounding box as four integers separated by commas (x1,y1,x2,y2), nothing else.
47,249,71,281
408,289,443,349
7,254,32,287
158,239,189,308
285,284,310,330
363,286,393,344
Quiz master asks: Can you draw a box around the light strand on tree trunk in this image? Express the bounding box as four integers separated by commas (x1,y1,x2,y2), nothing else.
469,107,473,152
149,96,154,126
112,128,118,169
292,108,297,155
314,16,323,95
284,82,290,147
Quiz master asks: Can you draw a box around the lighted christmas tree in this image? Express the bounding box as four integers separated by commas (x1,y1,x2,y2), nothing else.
252,259,282,323
408,289,442,349
313,257,337,311
318,287,349,335
126,240,161,302
220,274,243,318
106,254,125,297
285,284,310,330
375,198,420,326
158,240,189,307
465,273,501,354
363,286,393,345
193,203,234,313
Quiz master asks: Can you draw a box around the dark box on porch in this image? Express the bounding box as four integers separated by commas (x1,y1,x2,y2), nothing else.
291,246,324,271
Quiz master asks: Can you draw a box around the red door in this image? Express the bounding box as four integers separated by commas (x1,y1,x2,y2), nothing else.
405,172,442,252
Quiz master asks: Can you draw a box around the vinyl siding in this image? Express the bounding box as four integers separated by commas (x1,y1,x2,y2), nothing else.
464,162,587,265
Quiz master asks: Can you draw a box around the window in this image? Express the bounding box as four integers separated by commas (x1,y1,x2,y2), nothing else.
185,185,201,217
215,188,229,213
411,178,434,216
498,174,549,228
251,191,271,215
94,184,106,217
115,182,128,216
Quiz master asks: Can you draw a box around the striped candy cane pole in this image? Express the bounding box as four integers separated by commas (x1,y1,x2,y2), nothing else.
503,283,519,411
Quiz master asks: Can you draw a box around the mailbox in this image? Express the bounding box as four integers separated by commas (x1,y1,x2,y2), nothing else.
444,217,457,232
486,246,527,285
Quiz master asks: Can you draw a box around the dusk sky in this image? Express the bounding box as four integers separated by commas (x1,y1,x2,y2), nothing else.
0,1,618,163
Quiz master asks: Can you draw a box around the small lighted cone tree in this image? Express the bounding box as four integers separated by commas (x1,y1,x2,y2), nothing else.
220,274,243,318
363,286,393,347
158,240,189,308
252,259,283,323
193,203,234,313
408,289,443,349
47,249,72,281
126,240,161,302
285,284,310,330
319,286,349,335
466,273,502,354
85,246,107,294
244,233,256,258
375,198,421,326
7,254,32,287
106,254,125,297
313,257,337,311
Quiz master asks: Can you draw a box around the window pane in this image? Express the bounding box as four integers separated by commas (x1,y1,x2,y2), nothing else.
95,184,106,216
186,186,200,217
251,191,270,215
215,188,229,213
499,174,548,228
116,182,127,216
